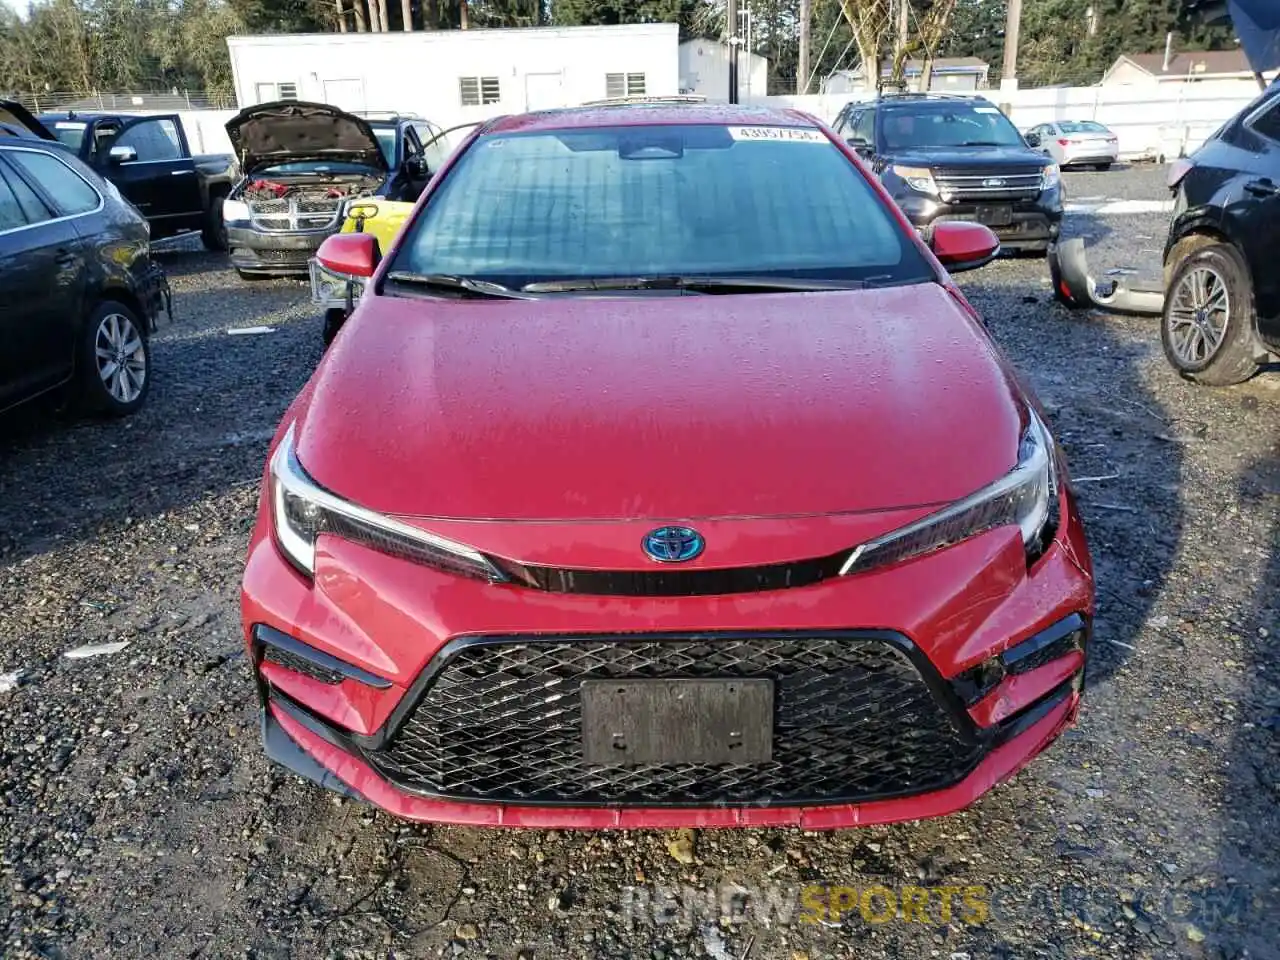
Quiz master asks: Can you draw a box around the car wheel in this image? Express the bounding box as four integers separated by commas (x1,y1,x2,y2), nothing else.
202,194,228,252
79,301,150,416
322,308,347,348
1161,243,1260,386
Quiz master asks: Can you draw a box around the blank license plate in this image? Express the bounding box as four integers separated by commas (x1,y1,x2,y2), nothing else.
581,678,774,766
977,205,1013,227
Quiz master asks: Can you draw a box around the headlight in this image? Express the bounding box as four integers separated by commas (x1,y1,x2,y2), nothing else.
269,423,507,582
1040,163,1061,191
840,409,1058,576
222,198,250,222
891,165,939,195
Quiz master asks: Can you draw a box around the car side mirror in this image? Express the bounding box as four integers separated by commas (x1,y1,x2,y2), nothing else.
317,232,381,279
404,155,430,179
929,221,1000,272
108,144,137,164
1025,132,1041,148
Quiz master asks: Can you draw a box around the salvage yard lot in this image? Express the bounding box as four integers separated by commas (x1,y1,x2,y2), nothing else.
1,165,1277,960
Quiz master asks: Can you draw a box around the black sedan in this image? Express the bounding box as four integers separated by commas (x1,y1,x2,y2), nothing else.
0,128,170,418
1163,81,1280,385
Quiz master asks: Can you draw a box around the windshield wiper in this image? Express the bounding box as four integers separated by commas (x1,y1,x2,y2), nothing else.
385,271,534,300
520,275,877,294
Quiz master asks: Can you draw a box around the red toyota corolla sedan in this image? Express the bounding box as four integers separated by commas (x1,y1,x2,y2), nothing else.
241,102,1094,829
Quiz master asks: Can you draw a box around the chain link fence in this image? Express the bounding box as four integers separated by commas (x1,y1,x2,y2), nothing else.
2,90,237,114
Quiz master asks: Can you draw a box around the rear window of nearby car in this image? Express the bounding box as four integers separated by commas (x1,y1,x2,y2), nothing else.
392,123,932,287
6,149,100,216
880,103,1024,151
1059,120,1109,135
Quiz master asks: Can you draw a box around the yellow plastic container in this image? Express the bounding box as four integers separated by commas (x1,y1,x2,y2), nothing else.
339,199,416,254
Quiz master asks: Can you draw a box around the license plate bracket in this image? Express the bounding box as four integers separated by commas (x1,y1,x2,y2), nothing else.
976,204,1013,227
581,678,774,766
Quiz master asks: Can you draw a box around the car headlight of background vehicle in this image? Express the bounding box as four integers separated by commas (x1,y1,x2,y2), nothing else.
891,164,939,195
222,198,250,222
269,423,507,582
1040,163,1061,191
841,409,1058,576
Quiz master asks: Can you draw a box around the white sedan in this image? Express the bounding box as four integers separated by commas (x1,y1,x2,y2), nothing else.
1026,120,1119,170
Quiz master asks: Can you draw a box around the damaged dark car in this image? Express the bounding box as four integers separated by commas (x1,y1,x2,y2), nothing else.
222,101,432,278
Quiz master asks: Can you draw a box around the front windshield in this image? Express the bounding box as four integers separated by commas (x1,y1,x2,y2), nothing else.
391,123,932,288
881,104,1025,150
254,160,382,176
372,127,397,166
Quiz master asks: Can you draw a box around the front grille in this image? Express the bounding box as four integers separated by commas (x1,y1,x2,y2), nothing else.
249,196,342,232
366,634,984,806
252,248,311,263
934,168,1043,201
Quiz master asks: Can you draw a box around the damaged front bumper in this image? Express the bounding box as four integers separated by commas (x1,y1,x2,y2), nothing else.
1048,237,1165,315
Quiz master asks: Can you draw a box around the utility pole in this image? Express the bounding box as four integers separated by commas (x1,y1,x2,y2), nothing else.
1001,0,1022,86
727,0,740,103
798,0,811,94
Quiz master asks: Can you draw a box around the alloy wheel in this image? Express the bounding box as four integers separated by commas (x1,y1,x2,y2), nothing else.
94,313,147,404
1166,265,1229,367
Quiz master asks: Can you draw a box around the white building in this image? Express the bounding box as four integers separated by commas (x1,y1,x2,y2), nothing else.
225,24,680,132
678,39,770,101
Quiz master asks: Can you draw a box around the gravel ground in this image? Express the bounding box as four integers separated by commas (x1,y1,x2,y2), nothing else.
1,165,1277,960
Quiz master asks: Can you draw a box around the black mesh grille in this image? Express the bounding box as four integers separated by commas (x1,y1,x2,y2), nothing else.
263,645,344,685
365,635,984,806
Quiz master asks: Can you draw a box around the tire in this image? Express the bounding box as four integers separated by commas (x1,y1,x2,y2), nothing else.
1160,243,1260,386
1094,162,1112,171
78,301,151,417
322,308,347,348
201,193,228,252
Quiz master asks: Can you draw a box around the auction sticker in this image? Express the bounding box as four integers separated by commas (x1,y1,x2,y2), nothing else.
728,126,828,143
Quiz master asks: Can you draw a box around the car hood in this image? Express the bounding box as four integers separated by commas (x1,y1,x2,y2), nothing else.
225,100,387,174
295,284,1026,521
886,145,1047,170
0,100,54,140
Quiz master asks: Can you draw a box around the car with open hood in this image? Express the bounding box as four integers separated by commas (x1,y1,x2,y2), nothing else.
222,101,438,278
242,102,1094,829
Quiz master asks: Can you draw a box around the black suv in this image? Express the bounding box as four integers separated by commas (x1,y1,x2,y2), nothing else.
1160,81,1280,385
832,94,1063,254
0,129,170,418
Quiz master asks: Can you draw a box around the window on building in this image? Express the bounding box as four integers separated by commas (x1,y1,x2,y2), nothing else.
605,73,646,98
459,77,501,106
255,82,298,103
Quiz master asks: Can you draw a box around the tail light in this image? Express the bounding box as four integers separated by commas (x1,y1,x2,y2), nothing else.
1167,158,1194,189
1057,138,1071,147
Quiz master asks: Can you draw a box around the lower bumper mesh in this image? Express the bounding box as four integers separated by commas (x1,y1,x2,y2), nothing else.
364,634,985,807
